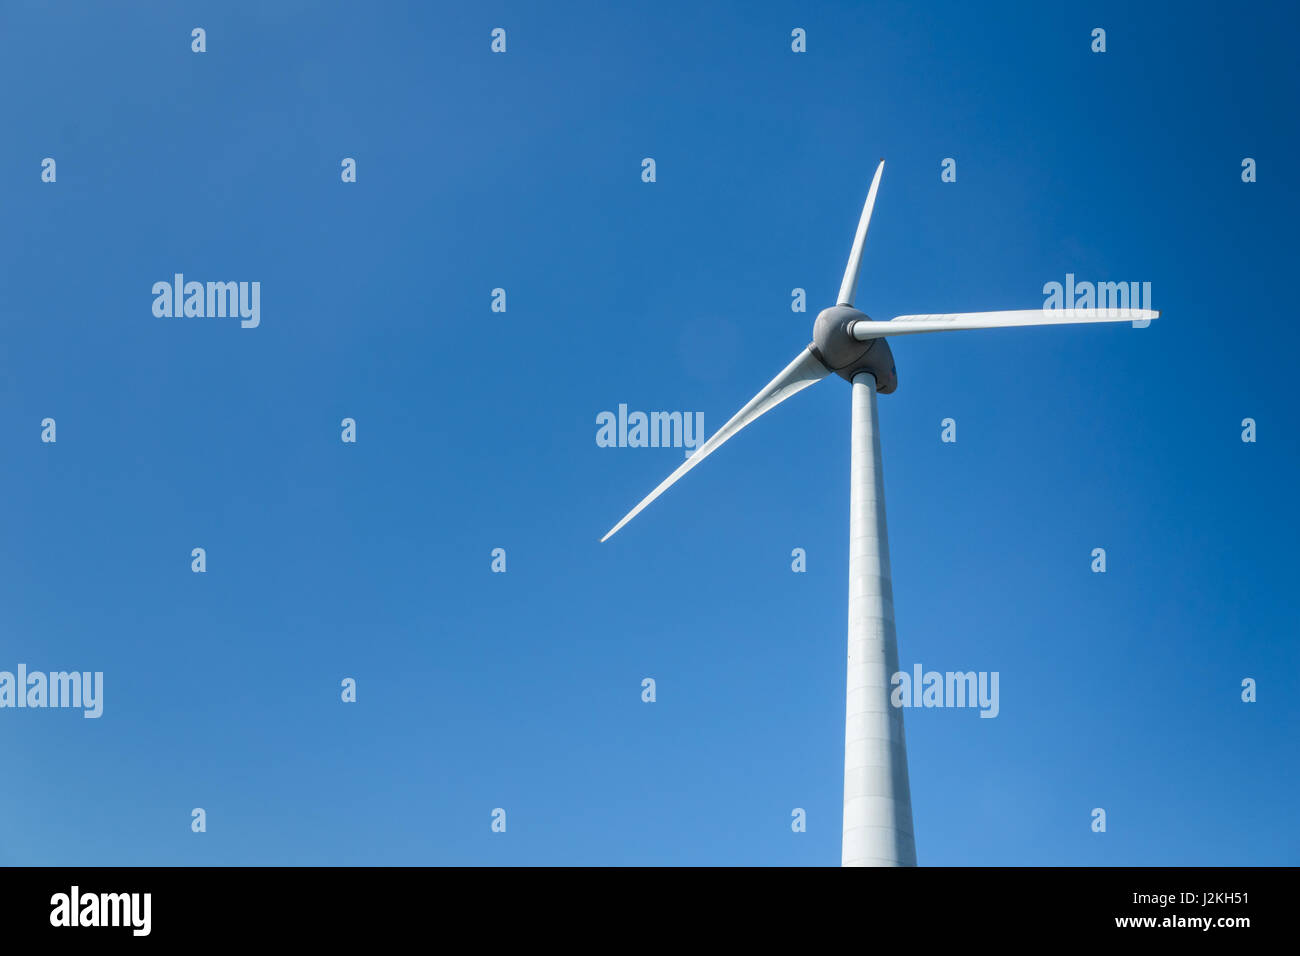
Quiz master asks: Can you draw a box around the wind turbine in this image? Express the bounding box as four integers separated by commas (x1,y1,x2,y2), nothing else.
600,160,1158,866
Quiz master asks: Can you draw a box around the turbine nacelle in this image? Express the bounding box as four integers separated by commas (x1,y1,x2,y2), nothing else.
812,305,898,392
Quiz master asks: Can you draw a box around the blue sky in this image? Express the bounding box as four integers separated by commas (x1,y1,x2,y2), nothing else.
1,0,1296,865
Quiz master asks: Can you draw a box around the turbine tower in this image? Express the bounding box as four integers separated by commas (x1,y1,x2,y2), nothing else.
600,160,1158,866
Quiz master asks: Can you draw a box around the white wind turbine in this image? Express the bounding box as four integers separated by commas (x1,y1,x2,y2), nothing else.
600,160,1158,866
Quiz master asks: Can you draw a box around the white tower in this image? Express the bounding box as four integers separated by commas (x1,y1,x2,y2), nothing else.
842,370,915,866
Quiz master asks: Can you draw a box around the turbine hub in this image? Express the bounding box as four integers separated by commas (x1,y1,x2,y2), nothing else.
812,305,898,392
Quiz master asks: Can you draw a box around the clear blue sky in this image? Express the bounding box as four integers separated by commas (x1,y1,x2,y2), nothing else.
1,1,1296,866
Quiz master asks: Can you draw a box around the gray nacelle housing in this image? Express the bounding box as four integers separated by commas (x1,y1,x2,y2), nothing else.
811,305,898,393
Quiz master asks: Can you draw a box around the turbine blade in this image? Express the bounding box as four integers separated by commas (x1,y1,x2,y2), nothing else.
851,308,1161,339
601,347,830,542
837,159,886,307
